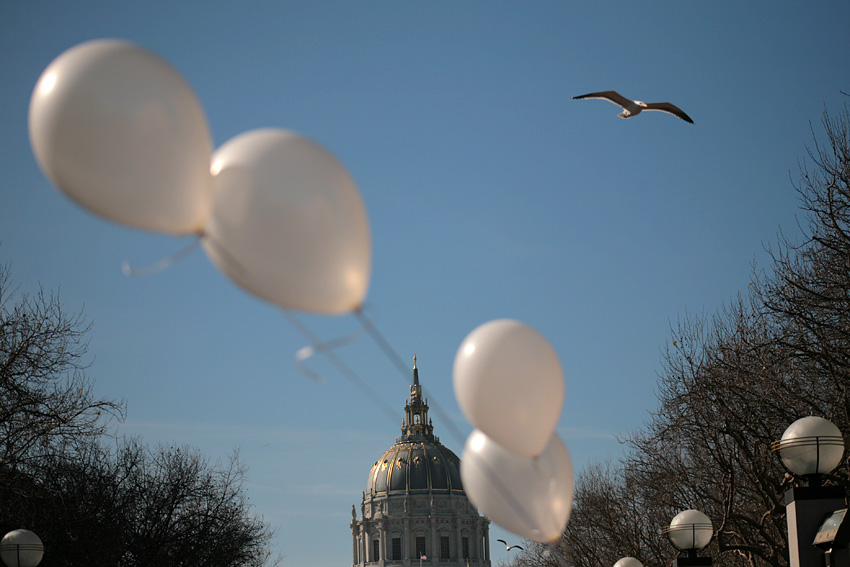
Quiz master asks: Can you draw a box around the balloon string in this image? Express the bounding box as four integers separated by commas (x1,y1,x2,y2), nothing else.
294,326,368,383
200,234,400,421
281,308,400,425
200,231,250,278
354,307,469,449
121,237,202,277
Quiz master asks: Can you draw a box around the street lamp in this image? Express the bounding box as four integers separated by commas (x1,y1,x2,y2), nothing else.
664,509,713,567
772,416,847,567
614,557,644,567
0,530,43,567
773,416,845,481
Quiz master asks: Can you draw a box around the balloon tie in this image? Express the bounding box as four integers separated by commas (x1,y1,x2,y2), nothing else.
199,231,251,277
294,326,368,383
121,236,202,277
282,308,400,424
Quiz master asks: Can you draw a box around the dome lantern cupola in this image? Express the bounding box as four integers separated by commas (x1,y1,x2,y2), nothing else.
401,355,436,442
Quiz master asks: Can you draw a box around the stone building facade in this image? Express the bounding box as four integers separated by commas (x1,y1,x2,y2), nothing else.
351,358,491,567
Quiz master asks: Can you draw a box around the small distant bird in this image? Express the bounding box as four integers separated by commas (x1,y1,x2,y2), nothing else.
497,539,524,551
572,90,694,124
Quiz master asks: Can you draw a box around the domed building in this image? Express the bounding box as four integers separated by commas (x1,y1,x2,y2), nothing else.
351,357,491,567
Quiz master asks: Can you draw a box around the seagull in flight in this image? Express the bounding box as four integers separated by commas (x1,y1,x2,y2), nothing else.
572,90,694,124
497,539,524,551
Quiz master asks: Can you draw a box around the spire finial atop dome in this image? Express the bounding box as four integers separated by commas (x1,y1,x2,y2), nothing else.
401,355,433,441
412,354,419,386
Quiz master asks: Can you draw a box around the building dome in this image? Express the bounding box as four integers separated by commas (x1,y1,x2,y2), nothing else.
366,440,464,496
351,356,491,567
366,358,464,496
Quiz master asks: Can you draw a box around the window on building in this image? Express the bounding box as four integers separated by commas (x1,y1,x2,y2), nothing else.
416,536,426,559
462,537,469,559
373,538,380,562
440,536,450,559
392,538,402,561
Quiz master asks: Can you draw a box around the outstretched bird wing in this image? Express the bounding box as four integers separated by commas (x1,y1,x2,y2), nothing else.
497,539,507,546
513,545,524,551
643,101,694,124
571,90,633,109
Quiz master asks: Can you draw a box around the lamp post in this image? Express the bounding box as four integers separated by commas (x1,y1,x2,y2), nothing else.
0,530,43,567
772,416,847,567
664,509,713,567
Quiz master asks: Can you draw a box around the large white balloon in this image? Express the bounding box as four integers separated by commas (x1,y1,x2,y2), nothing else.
203,129,371,314
453,319,564,457
28,39,213,234
461,429,574,543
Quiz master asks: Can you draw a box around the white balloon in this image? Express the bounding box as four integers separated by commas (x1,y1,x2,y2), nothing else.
614,558,644,567
28,39,213,234
461,429,574,543
454,319,564,457
203,129,371,314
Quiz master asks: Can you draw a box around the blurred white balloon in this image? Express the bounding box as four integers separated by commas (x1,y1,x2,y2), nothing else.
461,429,574,543
28,39,213,234
454,319,564,457
203,128,371,314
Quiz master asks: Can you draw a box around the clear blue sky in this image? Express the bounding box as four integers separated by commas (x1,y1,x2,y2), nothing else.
2,2,848,566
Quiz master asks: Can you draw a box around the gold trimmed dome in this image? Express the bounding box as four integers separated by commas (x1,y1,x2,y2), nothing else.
365,357,464,495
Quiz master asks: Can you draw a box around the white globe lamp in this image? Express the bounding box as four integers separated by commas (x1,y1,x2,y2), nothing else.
772,416,845,478
666,509,713,552
614,557,644,567
0,530,43,567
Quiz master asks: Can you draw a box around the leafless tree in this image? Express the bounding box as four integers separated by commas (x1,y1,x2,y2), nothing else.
0,261,124,471
17,438,280,567
0,262,279,566
759,104,850,424
508,103,850,567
